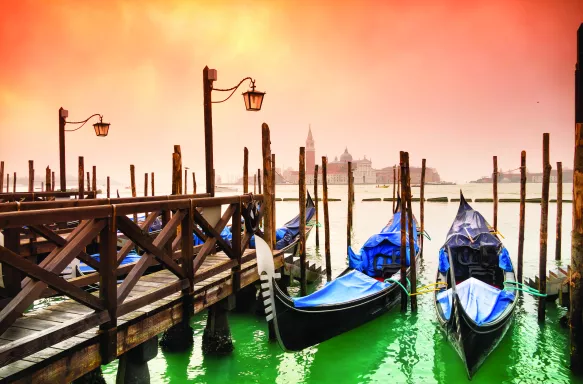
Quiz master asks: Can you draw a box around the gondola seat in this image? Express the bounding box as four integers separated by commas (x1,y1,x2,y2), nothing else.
373,251,402,278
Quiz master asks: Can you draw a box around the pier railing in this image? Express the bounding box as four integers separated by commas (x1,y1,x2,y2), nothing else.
0,193,264,366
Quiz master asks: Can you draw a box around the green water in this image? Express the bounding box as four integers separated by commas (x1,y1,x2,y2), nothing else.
101,184,581,383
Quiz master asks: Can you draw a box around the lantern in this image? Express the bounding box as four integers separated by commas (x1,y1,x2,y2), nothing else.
242,88,265,111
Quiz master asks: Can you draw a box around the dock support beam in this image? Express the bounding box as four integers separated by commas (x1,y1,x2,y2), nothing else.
116,336,158,384
72,368,106,384
202,300,234,355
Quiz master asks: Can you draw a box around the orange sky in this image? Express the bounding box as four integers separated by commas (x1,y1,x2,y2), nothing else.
0,0,582,187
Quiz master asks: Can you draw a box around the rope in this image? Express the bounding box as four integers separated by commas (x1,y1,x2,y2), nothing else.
422,230,431,241
503,281,547,297
307,220,321,227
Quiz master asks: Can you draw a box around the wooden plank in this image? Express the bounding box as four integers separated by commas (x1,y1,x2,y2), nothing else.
117,280,187,317
116,211,160,266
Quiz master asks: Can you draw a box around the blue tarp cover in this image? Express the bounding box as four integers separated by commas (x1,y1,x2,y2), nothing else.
78,251,141,274
348,211,418,277
444,196,500,251
439,246,514,273
436,277,515,325
293,270,390,308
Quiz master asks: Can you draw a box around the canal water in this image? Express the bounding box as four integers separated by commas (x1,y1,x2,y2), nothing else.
101,183,580,383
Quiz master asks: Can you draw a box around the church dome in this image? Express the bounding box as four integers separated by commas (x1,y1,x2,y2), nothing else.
340,147,353,162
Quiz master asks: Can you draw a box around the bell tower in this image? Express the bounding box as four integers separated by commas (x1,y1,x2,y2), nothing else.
306,125,315,174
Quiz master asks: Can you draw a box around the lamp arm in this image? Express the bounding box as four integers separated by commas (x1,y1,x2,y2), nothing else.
64,114,103,132
211,77,255,104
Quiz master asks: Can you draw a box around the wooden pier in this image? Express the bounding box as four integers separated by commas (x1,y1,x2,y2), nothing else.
0,192,282,383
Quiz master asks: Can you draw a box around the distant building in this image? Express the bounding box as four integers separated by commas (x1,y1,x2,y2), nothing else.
375,166,441,184
470,169,573,183
306,126,316,175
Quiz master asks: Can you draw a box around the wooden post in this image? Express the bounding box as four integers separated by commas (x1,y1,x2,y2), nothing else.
253,174,257,194
78,157,84,200
347,161,353,249
86,172,90,195
130,164,137,223
299,147,307,296
261,123,273,249
12,172,16,193
172,145,182,195
92,165,97,192
405,153,417,311
2,229,22,296
257,169,262,194
399,152,408,312
151,172,155,196
51,171,55,192
538,133,551,322
192,172,196,194
231,200,242,292
518,151,527,283
420,159,426,258
0,161,3,193
243,147,249,194
107,176,110,198
322,157,331,282
392,165,396,212
6,173,9,193
556,161,563,260
203,66,214,197
45,167,51,193
272,153,276,248
397,165,401,196
182,201,195,297
184,169,188,195
570,23,583,373
28,160,34,192
493,156,498,231
99,215,118,364
314,164,320,247
144,173,148,197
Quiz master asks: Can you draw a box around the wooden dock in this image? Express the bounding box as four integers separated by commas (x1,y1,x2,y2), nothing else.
0,193,282,383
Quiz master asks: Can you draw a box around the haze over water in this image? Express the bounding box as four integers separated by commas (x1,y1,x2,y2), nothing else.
102,183,578,383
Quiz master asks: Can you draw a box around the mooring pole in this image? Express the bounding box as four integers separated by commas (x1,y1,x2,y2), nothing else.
28,160,34,192
144,173,149,217
420,159,426,258
397,165,401,197
253,173,257,194
172,145,182,195
184,169,188,195
12,172,16,193
272,153,277,249
86,172,90,195
261,123,273,249
151,172,155,196
0,161,4,193
192,172,196,194
92,166,97,192
203,66,214,197
570,22,583,375
6,173,9,193
399,152,408,312
392,165,396,213
518,151,526,283
347,161,353,250
257,169,262,194
299,147,307,296
493,155,498,231
405,153,417,311
107,176,110,198
322,156,332,282
243,147,249,194
52,171,55,192
314,164,320,247
78,157,84,200
45,167,51,194
556,161,563,260
539,133,551,322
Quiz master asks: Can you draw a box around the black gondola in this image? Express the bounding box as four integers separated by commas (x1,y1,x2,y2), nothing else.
255,200,420,351
434,192,517,379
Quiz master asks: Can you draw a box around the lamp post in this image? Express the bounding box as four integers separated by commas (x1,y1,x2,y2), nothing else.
202,66,265,196
59,107,110,192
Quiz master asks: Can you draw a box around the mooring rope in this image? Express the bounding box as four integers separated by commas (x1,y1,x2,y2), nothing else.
307,220,322,227
383,278,447,296
503,281,547,297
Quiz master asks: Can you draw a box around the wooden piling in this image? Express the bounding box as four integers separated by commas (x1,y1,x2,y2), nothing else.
12,172,16,193
254,174,257,194
314,164,320,247
0,161,4,192
493,156,498,231
92,166,97,192
397,165,401,196
322,156,332,282
272,153,277,248
45,167,51,193
28,160,34,192
151,172,155,196
347,161,353,250
420,159,426,258
86,172,90,194
518,151,526,283
392,165,396,213
257,169,262,194
261,123,273,249
570,23,583,374
6,173,9,193
130,164,137,223
192,172,196,194
172,145,182,195
41,182,44,192
243,147,249,194
144,173,148,197
556,161,563,260
299,147,307,296
107,176,110,198
51,171,55,192
538,133,551,322
184,169,188,195
399,152,408,312
78,157,84,200
405,153,417,311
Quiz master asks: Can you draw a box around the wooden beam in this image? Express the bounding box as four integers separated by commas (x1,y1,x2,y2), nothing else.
192,204,236,273
192,207,235,259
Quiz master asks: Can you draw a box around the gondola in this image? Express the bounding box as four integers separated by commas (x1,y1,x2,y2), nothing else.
256,199,420,351
434,192,516,379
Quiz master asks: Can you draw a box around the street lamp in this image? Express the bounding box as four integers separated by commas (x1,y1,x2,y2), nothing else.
203,66,265,196
58,107,110,192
